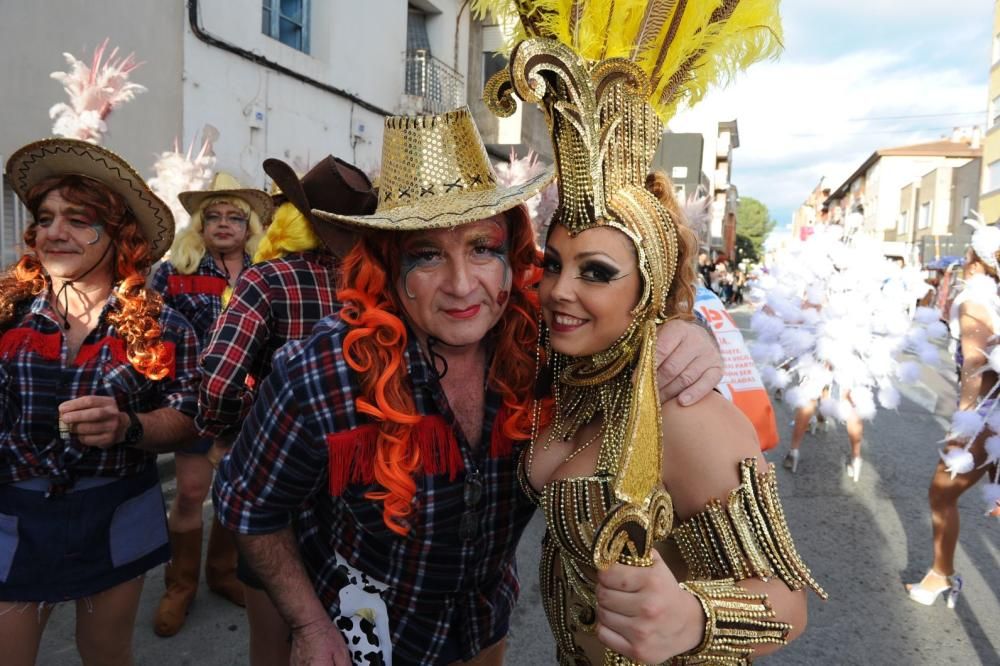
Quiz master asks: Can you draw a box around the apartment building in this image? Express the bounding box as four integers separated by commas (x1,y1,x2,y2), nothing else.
824,136,981,262
981,0,1000,223
1,0,475,263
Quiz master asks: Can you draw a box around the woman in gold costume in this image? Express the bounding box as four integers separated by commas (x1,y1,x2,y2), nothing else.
476,0,827,663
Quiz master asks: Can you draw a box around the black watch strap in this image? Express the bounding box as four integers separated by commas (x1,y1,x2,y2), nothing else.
124,410,144,446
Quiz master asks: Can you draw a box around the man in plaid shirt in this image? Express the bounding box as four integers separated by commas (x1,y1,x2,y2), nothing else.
197,156,376,443
1,138,200,664
149,173,273,636
198,156,376,665
213,111,723,665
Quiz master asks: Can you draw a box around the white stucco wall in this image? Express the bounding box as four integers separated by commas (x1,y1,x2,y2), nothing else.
183,0,470,185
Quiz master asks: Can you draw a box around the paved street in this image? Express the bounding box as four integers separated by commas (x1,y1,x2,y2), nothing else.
37,305,1000,665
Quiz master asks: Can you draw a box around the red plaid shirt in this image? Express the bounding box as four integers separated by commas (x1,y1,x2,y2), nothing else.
0,292,199,485
151,253,251,348
196,251,340,439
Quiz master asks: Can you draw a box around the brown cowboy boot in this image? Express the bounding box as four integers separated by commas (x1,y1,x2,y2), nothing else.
153,528,202,637
205,516,245,607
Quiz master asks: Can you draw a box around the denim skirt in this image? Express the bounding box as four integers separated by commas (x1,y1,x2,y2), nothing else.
0,465,169,602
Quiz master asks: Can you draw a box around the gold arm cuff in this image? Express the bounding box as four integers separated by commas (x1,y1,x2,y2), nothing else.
673,579,790,665
671,458,828,600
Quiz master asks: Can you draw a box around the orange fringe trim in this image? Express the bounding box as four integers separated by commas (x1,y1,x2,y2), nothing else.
327,408,516,496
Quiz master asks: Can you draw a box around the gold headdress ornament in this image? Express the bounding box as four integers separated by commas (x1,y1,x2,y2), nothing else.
477,2,783,663
480,0,781,506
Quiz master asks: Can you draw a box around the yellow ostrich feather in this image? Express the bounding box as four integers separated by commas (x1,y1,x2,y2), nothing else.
472,0,782,121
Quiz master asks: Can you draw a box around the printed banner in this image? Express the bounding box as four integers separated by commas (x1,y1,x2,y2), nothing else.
695,287,780,451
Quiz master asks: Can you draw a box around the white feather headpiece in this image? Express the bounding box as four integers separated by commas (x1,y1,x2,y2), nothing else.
494,148,557,242
49,38,146,144
148,128,219,235
965,211,1000,272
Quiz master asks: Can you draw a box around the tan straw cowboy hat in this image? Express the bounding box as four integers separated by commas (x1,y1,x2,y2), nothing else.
6,138,175,262
179,172,274,224
313,106,552,231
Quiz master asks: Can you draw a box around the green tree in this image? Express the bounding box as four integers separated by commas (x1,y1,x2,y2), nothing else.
736,197,776,264
734,234,758,264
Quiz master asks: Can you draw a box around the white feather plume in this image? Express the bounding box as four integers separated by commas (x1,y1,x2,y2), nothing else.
981,481,1000,514
983,435,1000,464
750,225,946,423
818,397,840,420
950,410,985,441
494,148,556,242
926,321,948,340
940,447,976,479
147,128,218,234
914,306,941,325
897,361,921,384
878,385,901,410
49,38,146,144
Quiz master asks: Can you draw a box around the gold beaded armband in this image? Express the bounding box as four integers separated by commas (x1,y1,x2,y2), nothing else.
672,578,790,665
671,458,827,600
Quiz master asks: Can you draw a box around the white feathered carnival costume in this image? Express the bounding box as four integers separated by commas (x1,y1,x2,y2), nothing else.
941,214,1000,513
750,225,942,425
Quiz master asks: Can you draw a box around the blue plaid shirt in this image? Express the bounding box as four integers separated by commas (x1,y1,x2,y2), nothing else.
213,315,536,664
0,292,199,485
151,253,250,347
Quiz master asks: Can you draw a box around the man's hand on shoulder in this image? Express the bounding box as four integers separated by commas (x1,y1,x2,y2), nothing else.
655,318,723,406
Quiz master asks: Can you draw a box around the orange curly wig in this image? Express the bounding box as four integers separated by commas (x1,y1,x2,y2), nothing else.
0,175,173,380
337,204,543,534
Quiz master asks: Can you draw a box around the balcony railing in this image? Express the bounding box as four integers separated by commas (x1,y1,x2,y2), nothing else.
404,50,465,115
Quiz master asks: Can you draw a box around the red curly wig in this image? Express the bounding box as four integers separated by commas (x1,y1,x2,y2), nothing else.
337,204,543,534
0,175,173,380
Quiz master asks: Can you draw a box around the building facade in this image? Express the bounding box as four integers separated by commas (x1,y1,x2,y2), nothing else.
791,179,830,242
981,0,1000,224
825,137,981,264
1,0,475,264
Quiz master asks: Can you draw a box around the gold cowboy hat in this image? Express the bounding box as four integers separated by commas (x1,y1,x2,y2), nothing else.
314,106,552,231
179,172,274,224
5,138,175,262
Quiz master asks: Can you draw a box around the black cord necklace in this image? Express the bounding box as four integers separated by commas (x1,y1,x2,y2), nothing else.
52,242,114,330
426,336,449,379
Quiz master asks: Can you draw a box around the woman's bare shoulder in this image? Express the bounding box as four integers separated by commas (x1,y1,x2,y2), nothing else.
660,392,766,517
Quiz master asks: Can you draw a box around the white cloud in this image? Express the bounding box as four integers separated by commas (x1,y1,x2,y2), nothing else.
668,9,991,226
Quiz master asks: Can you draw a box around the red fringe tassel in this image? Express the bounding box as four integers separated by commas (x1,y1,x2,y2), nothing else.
75,335,128,367
0,328,60,361
326,409,519,496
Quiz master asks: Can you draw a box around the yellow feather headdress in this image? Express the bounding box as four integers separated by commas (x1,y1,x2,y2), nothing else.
472,0,783,122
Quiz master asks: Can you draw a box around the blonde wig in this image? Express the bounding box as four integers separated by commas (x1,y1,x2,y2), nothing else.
169,195,264,273
253,202,321,263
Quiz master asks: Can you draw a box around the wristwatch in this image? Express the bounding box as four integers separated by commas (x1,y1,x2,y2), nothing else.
123,410,144,446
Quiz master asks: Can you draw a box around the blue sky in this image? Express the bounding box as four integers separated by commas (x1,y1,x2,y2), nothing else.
668,0,992,229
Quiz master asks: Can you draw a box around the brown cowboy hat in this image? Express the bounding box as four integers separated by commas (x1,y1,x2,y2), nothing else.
263,155,377,257
6,138,175,262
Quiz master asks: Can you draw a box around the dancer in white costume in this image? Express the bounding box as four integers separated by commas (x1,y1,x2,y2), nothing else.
751,225,942,479
907,215,1000,607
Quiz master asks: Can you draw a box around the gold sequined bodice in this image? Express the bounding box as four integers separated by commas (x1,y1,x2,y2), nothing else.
518,448,664,664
